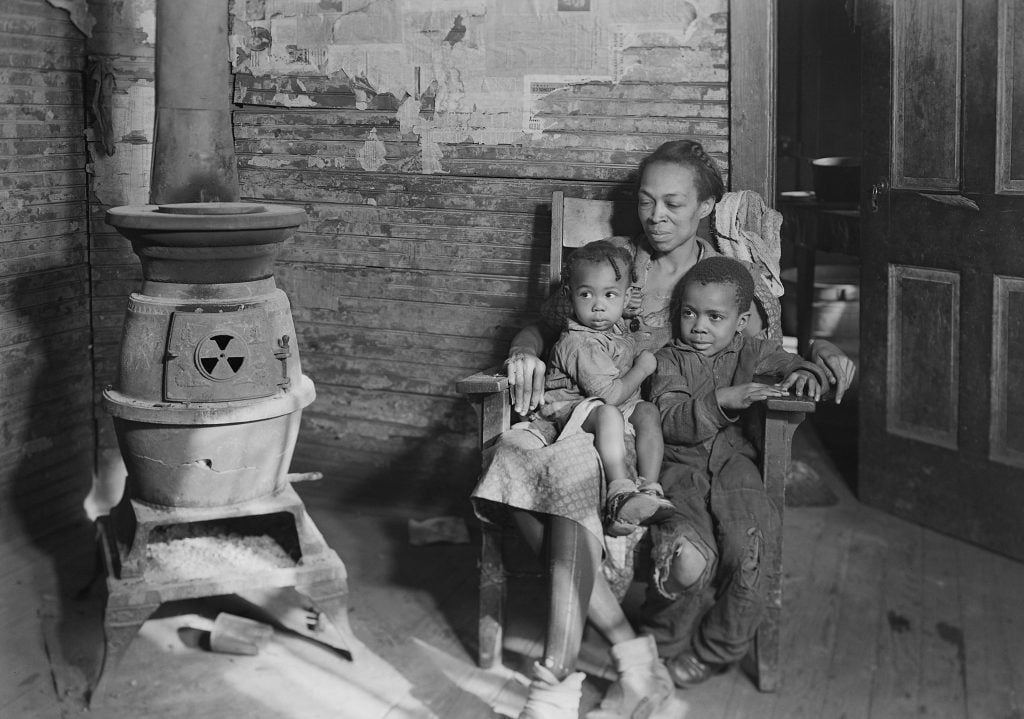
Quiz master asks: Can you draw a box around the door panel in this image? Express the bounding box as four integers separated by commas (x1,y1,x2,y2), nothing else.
860,0,1024,560
996,0,1024,193
990,276,1024,468
892,0,961,189
885,266,959,450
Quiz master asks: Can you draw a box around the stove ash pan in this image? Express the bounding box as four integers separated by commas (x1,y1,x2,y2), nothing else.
103,202,315,509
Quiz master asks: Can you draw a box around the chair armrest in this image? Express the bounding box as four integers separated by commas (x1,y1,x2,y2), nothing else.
765,394,817,413
456,368,509,396
759,392,815,511
457,368,512,451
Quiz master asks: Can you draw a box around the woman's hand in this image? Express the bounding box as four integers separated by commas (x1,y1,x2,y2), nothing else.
505,351,547,415
810,340,857,403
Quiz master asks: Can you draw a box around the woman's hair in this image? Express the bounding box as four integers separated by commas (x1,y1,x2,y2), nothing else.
561,240,633,288
678,256,755,312
637,139,727,245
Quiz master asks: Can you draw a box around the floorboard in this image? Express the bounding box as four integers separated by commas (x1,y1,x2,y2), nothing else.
920,523,968,718
768,516,852,719
819,508,887,719
869,512,925,719
3,425,1024,719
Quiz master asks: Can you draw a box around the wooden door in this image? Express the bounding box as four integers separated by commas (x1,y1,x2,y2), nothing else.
858,0,1024,560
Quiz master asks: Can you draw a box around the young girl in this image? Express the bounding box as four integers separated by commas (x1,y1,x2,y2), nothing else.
538,241,675,536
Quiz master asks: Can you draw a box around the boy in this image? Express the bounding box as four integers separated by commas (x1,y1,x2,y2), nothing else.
539,240,674,536
644,255,826,686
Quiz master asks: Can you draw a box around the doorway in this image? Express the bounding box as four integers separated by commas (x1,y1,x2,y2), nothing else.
776,0,863,492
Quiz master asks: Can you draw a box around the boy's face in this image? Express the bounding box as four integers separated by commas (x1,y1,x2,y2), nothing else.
678,281,749,356
567,260,628,332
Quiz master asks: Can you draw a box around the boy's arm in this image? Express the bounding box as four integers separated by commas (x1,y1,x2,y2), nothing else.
650,351,735,445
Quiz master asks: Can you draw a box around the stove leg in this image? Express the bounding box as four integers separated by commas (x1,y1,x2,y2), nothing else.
294,578,359,660
89,601,159,707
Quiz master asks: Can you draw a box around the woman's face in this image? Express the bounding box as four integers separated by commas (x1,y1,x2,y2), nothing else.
637,161,715,255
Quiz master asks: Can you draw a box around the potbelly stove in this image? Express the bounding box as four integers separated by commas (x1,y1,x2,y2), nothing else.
92,203,356,704
90,202,356,702
87,0,355,702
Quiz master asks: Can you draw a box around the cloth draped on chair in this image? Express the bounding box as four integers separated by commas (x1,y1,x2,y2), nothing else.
715,191,785,342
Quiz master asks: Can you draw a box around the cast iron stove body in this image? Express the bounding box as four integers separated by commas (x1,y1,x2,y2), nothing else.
91,202,354,701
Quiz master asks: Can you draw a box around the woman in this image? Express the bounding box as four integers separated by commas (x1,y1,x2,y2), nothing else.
473,140,856,719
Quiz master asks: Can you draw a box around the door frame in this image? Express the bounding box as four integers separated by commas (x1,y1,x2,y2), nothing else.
730,0,777,205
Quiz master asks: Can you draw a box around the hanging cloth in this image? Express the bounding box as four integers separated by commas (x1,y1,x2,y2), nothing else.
714,190,785,297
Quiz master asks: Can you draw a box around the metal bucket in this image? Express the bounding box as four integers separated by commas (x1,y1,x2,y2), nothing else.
811,157,860,203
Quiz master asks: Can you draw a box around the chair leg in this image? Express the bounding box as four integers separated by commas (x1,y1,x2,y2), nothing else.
754,495,785,692
749,406,804,692
478,524,505,669
753,603,781,692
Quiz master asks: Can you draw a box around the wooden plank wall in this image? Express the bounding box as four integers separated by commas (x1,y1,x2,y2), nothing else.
231,3,732,511
73,1,734,514
0,1,93,568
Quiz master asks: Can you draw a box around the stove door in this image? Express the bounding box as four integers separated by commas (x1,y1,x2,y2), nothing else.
164,307,286,402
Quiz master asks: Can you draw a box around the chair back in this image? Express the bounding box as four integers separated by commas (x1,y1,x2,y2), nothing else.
549,191,640,292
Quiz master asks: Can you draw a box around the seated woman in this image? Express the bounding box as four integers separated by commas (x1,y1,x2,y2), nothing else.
471,139,856,719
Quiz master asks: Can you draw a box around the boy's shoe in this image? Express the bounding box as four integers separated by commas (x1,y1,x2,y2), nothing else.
604,483,675,536
666,648,726,689
518,661,585,719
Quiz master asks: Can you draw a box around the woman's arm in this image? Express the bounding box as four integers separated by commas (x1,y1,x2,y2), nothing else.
506,321,555,415
740,291,857,404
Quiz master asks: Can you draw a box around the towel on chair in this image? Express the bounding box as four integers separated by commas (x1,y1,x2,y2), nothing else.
714,190,784,297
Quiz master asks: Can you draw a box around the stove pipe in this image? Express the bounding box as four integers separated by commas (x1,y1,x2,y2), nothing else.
150,0,239,204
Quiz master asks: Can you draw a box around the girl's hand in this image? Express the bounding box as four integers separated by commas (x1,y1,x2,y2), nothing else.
778,369,822,401
505,351,546,415
633,350,658,377
812,341,857,403
716,382,788,411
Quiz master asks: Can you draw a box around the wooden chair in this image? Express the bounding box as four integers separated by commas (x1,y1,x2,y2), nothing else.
457,191,814,693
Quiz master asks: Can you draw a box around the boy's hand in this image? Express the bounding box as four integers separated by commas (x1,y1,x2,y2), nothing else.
716,382,788,411
633,350,658,377
778,369,822,401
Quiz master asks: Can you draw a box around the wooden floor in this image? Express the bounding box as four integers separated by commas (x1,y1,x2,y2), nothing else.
4,423,1024,719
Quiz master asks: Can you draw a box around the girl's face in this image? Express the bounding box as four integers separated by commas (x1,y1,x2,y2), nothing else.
566,260,628,332
637,162,715,255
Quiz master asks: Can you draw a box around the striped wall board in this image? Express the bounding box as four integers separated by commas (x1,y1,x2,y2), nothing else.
0,1,94,562
231,2,731,509
80,0,732,512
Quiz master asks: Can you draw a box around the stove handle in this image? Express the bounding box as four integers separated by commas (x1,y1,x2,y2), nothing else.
274,335,292,390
